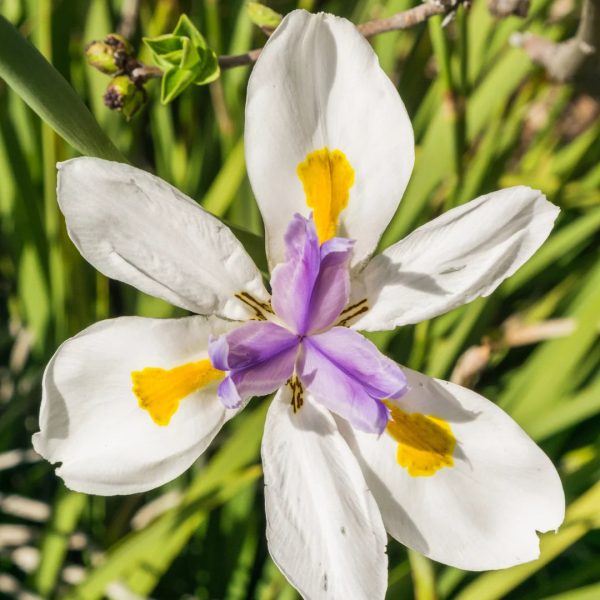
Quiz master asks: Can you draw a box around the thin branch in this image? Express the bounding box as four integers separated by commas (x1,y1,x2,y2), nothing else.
357,1,451,36
209,78,235,138
500,317,576,347
218,0,462,71
487,0,529,18
450,317,576,387
117,0,140,40
218,48,262,70
450,341,492,387
512,0,600,82
130,64,162,83
129,1,463,80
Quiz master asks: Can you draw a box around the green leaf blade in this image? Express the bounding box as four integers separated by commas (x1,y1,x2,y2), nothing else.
0,16,124,161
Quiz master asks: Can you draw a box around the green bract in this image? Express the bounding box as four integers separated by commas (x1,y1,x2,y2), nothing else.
247,2,283,29
143,14,219,104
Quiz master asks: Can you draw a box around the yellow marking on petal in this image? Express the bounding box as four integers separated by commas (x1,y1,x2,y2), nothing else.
385,401,456,477
132,359,223,426
297,147,355,244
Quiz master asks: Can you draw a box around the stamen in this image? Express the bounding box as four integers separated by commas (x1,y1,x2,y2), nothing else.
336,298,369,327
339,299,368,316
288,375,304,413
235,292,273,321
384,401,456,477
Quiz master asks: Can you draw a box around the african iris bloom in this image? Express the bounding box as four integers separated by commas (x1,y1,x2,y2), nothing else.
34,9,564,600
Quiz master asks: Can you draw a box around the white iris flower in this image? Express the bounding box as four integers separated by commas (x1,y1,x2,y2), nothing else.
34,10,564,599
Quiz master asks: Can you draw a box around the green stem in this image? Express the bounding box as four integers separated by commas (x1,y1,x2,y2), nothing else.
456,4,468,198
31,486,87,596
409,320,430,372
428,15,464,204
409,549,438,600
35,0,66,344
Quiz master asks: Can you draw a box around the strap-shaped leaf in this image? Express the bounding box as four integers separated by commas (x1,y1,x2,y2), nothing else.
0,15,124,161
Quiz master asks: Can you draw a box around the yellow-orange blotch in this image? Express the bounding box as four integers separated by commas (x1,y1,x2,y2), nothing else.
385,402,456,477
132,359,223,426
297,147,355,244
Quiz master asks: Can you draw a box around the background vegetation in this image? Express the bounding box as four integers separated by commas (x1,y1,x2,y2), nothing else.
1,0,599,598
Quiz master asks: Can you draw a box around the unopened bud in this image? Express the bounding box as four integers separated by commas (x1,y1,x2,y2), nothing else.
103,75,146,119
104,34,133,54
85,33,133,75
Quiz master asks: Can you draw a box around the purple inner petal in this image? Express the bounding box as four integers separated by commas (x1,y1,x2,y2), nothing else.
209,320,299,409
308,327,408,400
218,343,298,408
305,236,354,334
270,214,320,334
208,321,297,371
270,214,354,335
298,339,390,434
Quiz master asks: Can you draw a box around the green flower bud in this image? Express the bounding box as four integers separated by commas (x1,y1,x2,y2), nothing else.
85,33,133,75
104,33,133,55
103,75,146,120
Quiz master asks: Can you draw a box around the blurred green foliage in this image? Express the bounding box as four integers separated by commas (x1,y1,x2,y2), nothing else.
0,0,599,599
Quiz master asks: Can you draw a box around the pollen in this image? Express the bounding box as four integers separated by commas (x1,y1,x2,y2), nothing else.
385,402,456,477
297,147,355,244
132,359,223,426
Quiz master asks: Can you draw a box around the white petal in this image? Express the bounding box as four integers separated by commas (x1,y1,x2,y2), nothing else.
262,387,388,599
351,187,559,331
33,316,237,495
58,158,268,320
245,10,414,269
340,368,565,571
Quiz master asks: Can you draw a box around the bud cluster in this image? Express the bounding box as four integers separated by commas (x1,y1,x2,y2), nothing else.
85,15,224,113
85,33,149,119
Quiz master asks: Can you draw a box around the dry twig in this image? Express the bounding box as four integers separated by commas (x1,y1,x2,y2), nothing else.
117,0,140,40
512,0,600,82
488,0,530,18
138,1,464,74
450,317,576,387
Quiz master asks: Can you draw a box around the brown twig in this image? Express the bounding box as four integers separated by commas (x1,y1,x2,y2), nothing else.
118,0,141,40
487,0,529,18
450,341,492,388
512,0,600,82
357,1,452,36
130,64,163,83
209,79,235,138
130,1,463,80
500,316,576,347
218,48,262,70
450,317,576,387
218,1,461,71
